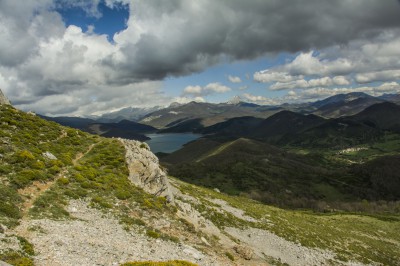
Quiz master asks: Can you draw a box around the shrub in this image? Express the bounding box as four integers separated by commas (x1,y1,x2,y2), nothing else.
115,189,132,200
0,251,34,266
121,261,198,266
146,230,160,239
0,202,21,219
16,150,35,162
0,164,12,174
140,143,148,150
48,165,61,175
225,252,234,261
17,236,35,256
12,170,41,188
57,177,70,185
91,196,112,209
30,160,45,169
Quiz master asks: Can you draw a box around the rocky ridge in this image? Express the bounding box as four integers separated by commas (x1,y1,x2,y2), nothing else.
0,89,10,105
119,138,174,203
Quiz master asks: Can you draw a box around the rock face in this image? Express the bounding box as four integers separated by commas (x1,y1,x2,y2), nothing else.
0,89,10,105
119,138,174,203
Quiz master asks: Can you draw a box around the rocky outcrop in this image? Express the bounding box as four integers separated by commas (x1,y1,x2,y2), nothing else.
0,89,10,105
42,151,57,160
119,138,174,203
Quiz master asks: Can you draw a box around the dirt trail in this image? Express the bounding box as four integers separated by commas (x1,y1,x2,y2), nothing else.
17,143,97,216
72,143,96,166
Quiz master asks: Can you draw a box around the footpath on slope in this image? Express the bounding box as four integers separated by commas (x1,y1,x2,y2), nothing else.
16,143,97,222
9,140,225,266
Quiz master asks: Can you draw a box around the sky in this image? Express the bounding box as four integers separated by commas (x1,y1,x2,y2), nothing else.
1,0,400,116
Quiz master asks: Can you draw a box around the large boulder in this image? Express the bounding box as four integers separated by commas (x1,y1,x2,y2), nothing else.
0,89,10,105
119,138,174,203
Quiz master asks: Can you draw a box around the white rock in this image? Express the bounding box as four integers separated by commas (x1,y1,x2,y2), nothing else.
119,138,174,203
42,151,57,160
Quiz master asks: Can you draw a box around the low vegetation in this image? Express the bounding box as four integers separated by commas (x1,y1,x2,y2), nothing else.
176,180,400,265
120,261,197,266
0,105,97,225
2,104,400,265
163,135,400,213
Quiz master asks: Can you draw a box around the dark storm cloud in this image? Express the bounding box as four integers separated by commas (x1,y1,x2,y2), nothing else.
113,0,400,80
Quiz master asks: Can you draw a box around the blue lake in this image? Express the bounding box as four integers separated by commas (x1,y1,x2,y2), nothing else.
145,133,202,153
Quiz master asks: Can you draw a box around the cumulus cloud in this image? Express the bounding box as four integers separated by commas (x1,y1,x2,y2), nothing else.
270,76,351,90
228,75,242,83
1,0,400,115
242,93,280,105
284,82,400,102
172,96,205,104
13,80,168,116
255,32,400,94
183,86,203,95
355,70,400,83
204,83,231,93
183,82,231,96
254,71,301,83
254,51,355,85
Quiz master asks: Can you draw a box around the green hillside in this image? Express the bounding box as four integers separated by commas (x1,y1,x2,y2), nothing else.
0,105,175,264
162,135,400,212
1,104,400,265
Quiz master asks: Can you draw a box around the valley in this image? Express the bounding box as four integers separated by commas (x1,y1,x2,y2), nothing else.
2,2,400,265
1,91,400,265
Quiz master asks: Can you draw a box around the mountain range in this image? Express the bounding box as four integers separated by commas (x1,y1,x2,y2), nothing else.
1,91,400,265
39,92,400,141
160,99,400,209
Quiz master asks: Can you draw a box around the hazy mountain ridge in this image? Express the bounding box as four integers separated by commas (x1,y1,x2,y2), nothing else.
39,116,157,141
138,101,278,129
139,92,398,132
96,106,163,123
38,93,400,141
86,120,157,141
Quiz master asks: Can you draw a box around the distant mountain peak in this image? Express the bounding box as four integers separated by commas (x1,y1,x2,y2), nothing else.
227,95,242,105
169,102,182,108
0,88,10,105
312,92,376,109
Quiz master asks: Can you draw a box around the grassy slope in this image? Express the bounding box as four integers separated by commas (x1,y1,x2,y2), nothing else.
177,180,400,265
0,105,176,265
1,105,399,265
163,129,400,210
163,138,355,205
0,105,97,226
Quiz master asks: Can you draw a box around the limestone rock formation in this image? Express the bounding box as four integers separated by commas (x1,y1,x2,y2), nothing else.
0,89,10,105
119,138,174,203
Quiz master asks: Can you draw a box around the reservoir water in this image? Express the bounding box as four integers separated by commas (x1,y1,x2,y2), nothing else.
145,133,202,153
